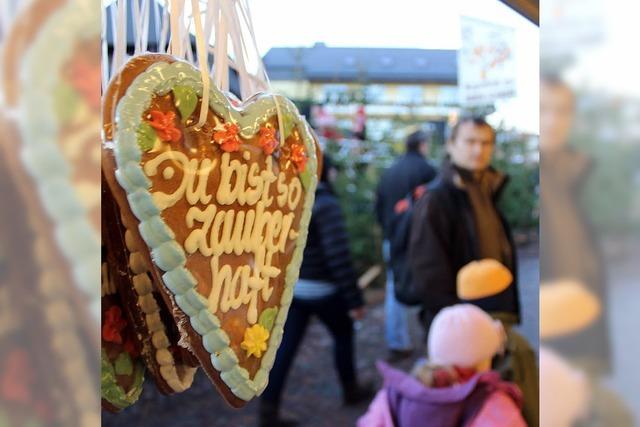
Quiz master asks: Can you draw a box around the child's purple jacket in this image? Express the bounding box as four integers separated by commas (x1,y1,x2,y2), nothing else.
357,361,525,427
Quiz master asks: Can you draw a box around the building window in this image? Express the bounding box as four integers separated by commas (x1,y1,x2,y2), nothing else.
365,85,385,103
322,84,349,104
438,86,459,105
396,85,423,105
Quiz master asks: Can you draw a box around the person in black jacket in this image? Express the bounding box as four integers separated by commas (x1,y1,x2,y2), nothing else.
376,130,438,239
259,155,372,427
409,117,520,326
375,130,437,361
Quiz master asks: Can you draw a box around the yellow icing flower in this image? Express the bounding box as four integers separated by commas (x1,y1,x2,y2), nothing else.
241,324,270,358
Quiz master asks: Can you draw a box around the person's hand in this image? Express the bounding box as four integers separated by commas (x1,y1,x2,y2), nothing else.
349,306,366,320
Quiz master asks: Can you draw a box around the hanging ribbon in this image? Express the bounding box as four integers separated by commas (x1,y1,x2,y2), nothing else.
190,0,210,128
222,0,249,100
103,0,277,124
131,0,140,55
112,0,128,75
158,0,170,53
212,0,229,93
236,0,270,92
169,0,184,57
141,0,150,53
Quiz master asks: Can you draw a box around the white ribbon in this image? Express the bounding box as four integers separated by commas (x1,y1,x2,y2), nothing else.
131,0,140,54
112,0,128,74
140,0,150,52
169,0,185,58
212,0,229,93
236,0,270,92
103,0,275,111
158,0,170,53
190,0,209,128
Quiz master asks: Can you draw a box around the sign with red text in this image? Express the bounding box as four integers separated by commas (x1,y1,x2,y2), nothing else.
459,16,516,106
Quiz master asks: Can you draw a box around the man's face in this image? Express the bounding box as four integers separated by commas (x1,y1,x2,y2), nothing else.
447,122,495,171
540,82,575,151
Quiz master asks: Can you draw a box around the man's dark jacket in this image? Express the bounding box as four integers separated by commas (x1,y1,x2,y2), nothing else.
299,183,363,310
376,151,437,239
408,160,520,324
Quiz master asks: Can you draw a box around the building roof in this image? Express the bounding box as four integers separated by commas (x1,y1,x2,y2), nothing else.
263,43,458,84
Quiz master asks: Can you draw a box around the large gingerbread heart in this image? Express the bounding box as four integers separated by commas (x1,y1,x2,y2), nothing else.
103,55,319,406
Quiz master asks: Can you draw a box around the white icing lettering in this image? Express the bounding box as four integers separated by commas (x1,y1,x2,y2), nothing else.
146,148,305,324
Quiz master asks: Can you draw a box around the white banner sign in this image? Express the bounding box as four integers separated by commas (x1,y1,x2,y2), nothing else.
459,16,516,106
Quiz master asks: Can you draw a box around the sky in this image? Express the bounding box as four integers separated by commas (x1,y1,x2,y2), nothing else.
556,0,640,99
247,0,540,134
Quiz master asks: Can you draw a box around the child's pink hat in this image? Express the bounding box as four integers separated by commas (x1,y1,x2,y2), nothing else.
428,304,504,367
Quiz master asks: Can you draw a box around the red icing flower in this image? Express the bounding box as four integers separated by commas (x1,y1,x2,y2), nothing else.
148,110,182,143
102,306,128,345
258,126,278,155
213,122,241,152
290,143,307,172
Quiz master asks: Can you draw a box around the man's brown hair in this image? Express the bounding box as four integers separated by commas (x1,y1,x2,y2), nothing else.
448,116,496,144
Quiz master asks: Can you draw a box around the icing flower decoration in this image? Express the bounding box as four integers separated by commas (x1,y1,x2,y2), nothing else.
213,122,241,152
148,110,182,143
258,125,278,155
290,143,307,173
240,324,270,358
102,306,128,345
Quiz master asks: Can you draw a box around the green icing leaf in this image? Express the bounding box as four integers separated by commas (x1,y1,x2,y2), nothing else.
114,352,133,376
137,122,159,152
173,85,198,122
101,349,144,409
299,168,313,191
53,82,79,123
280,113,296,139
258,307,278,331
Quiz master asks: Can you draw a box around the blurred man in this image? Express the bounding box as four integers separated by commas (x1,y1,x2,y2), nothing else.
375,130,437,361
540,76,610,375
409,117,520,323
409,117,538,426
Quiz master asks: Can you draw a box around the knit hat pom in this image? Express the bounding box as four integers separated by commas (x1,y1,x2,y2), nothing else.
428,304,504,368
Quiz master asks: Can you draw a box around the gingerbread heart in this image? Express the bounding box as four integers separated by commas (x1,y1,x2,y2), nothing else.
103,55,319,406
